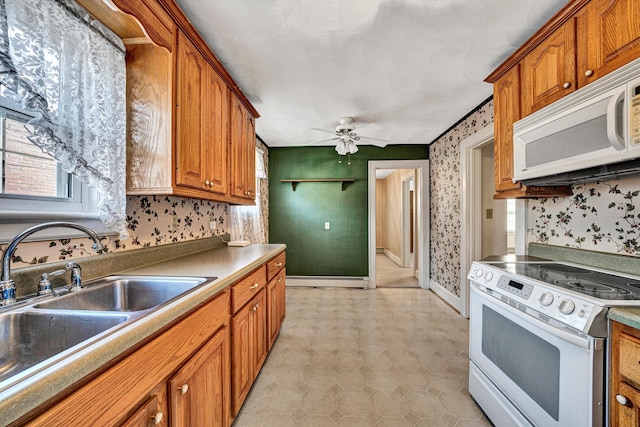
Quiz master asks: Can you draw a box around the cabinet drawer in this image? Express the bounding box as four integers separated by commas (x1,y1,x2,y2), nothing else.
231,267,266,314
266,252,286,282
619,332,640,386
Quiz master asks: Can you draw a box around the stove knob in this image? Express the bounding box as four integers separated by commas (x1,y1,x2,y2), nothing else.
558,299,576,315
539,292,554,306
484,271,493,281
475,268,484,279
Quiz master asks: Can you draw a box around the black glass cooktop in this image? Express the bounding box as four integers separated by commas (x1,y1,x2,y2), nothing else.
489,262,640,300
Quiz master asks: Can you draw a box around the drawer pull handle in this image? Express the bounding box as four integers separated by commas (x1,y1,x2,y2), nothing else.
278,278,283,283
563,82,571,89
151,411,164,425
616,394,630,406
585,69,594,77
276,262,283,267
252,304,258,312
249,283,259,290
179,384,189,395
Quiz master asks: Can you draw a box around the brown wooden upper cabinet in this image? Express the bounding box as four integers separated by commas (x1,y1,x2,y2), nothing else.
230,96,257,201
85,0,259,205
176,30,229,196
486,0,640,199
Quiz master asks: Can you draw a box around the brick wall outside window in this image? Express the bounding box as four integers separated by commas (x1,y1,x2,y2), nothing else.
3,118,59,197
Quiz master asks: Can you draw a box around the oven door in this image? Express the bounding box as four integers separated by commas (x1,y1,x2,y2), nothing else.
469,284,604,427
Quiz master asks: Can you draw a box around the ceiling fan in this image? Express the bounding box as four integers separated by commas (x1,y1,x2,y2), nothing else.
306,117,389,157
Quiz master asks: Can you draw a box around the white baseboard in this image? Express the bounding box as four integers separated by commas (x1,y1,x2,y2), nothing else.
430,279,461,312
286,276,369,289
383,249,402,266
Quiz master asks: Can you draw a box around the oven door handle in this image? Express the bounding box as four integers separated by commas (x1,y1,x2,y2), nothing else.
471,284,594,350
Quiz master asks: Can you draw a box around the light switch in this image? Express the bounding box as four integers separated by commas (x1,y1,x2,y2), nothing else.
325,222,330,230
486,209,493,219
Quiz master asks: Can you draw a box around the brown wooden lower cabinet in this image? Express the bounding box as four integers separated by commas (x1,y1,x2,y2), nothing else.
267,268,286,350
610,321,640,427
231,288,267,417
23,291,230,427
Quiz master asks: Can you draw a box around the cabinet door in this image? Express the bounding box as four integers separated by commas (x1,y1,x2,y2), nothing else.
521,18,576,116
169,327,229,427
493,65,522,195
204,68,229,195
252,289,267,375
120,387,167,427
244,113,256,199
267,269,286,350
229,96,256,201
585,0,640,82
231,300,253,416
175,30,208,191
614,382,640,427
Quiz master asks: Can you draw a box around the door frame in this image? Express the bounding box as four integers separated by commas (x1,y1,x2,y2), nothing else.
460,125,494,318
401,174,415,270
368,160,429,289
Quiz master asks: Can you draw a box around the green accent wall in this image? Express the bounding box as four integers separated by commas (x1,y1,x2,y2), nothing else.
269,145,428,276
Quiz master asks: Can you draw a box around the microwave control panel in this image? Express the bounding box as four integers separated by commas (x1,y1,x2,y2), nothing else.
632,84,640,145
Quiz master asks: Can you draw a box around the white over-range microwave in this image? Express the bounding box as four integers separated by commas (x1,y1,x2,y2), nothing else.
513,58,640,186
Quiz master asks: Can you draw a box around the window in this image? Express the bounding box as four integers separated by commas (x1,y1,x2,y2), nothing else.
1,108,72,198
0,100,104,242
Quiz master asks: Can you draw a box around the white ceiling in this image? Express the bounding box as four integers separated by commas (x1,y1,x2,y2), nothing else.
175,0,567,148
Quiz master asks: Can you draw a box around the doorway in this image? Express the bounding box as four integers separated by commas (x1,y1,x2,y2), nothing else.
368,160,429,290
375,169,418,288
460,125,526,317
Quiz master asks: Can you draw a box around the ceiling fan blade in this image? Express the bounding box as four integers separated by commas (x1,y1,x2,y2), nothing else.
304,137,339,145
310,127,337,135
358,136,389,148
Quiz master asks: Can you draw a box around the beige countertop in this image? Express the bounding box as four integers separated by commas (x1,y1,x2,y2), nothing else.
0,243,285,426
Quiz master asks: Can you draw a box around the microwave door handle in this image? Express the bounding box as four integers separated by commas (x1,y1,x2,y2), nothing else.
607,89,626,150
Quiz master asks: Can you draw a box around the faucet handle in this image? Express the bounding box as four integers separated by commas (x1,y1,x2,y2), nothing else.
0,279,16,306
66,262,82,291
38,273,54,295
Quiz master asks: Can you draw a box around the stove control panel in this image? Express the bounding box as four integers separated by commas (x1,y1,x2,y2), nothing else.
469,262,603,334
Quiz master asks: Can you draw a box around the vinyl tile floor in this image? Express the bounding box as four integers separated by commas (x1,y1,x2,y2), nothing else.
376,254,419,288
233,287,493,427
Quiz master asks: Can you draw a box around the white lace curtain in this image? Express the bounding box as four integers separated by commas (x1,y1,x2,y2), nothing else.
0,0,128,238
229,147,268,243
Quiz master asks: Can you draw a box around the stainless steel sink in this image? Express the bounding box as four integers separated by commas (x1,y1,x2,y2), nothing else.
34,276,209,312
0,275,213,389
0,311,128,383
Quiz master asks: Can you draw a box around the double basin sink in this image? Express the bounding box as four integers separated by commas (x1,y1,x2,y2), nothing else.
0,275,212,388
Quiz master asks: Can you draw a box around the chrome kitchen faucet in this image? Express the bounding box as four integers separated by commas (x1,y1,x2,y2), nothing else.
0,222,103,306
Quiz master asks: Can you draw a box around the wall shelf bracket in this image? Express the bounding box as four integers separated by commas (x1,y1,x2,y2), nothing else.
280,179,355,191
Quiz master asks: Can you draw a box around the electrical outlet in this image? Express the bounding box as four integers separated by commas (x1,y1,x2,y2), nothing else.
210,217,217,231
325,222,330,230
171,214,179,230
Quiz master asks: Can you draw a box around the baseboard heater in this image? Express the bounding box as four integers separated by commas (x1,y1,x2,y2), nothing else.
286,276,370,289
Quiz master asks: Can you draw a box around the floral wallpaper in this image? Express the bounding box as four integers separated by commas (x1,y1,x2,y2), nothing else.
429,99,493,297
1,142,269,271
528,176,640,256
2,195,229,270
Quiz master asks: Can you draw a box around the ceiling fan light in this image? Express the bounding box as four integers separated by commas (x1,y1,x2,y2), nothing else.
348,142,359,154
336,141,347,155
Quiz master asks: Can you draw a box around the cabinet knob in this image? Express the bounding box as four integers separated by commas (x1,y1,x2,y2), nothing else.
179,384,189,395
616,394,631,407
585,69,594,77
276,262,283,267
278,277,283,283
249,283,259,290
205,180,210,186
252,304,258,312
563,82,571,89
151,411,164,425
